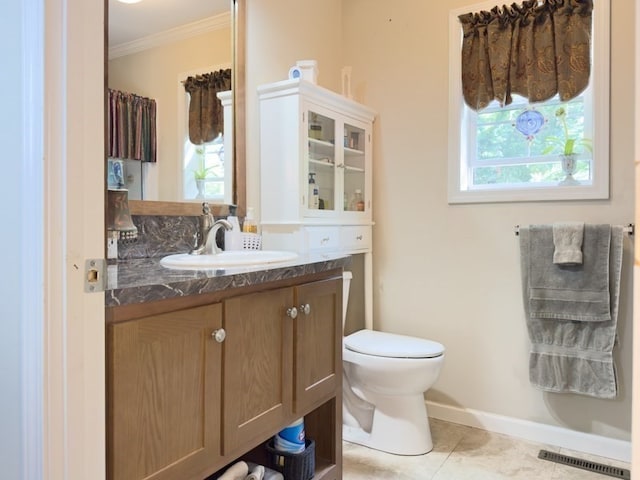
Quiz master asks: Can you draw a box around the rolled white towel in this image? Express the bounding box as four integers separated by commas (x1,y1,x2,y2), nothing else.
246,462,283,480
245,464,265,480
218,461,249,480
262,469,283,480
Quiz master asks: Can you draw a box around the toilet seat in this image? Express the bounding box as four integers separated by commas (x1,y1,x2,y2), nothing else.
344,329,444,359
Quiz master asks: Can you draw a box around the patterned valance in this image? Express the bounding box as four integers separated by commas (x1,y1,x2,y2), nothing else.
459,0,593,111
183,69,232,145
107,89,157,162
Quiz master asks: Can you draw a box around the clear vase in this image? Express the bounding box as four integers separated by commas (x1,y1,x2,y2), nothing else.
559,154,580,186
195,179,206,199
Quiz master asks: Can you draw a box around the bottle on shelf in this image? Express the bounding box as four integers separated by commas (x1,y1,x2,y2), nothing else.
350,189,364,212
308,173,319,209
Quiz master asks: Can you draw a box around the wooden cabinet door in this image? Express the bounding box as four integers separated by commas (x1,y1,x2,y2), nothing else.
222,287,294,455
107,304,223,480
294,278,341,414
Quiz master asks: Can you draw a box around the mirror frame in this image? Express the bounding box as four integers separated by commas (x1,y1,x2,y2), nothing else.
123,0,246,217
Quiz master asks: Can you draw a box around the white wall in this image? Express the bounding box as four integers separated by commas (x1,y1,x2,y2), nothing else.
246,0,635,447
0,1,26,477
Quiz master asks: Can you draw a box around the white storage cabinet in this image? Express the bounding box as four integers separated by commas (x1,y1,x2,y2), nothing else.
258,78,376,328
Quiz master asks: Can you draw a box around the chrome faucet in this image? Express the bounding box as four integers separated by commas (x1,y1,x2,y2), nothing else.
206,218,233,254
190,203,233,255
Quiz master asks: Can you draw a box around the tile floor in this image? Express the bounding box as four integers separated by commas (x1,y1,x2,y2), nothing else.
342,418,631,479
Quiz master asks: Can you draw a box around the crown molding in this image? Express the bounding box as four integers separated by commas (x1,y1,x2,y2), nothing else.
108,12,231,60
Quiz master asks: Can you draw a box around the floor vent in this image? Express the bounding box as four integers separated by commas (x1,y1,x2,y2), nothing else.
538,450,630,479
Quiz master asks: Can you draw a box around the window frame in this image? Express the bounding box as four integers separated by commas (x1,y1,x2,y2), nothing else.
447,0,610,204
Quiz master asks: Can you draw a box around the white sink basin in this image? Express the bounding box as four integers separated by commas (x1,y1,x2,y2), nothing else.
160,250,299,269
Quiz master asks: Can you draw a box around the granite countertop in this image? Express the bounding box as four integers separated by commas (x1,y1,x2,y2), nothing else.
106,252,351,307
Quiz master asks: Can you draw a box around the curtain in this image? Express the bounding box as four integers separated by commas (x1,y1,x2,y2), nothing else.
459,0,593,111
183,69,232,145
108,89,157,163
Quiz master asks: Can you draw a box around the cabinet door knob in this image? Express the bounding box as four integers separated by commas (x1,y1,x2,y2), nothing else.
212,328,226,343
286,307,298,319
299,303,311,315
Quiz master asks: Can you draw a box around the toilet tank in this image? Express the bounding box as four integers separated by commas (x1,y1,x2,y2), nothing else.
342,271,352,330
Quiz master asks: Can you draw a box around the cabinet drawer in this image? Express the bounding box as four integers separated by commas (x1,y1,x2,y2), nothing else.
305,226,340,251
340,226,371,252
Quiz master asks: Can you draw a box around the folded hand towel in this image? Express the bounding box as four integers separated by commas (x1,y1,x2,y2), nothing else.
218,461,249,480
553,221,584,265
528,224,611,322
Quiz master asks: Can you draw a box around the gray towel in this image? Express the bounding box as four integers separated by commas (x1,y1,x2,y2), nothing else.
519,224,624,399
553,222,584,265
528,224,611,322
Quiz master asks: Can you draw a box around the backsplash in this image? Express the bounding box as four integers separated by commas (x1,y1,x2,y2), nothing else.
118,215,224,260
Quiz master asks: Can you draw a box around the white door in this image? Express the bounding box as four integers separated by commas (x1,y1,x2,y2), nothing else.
633,0,640,474
43,0,106,478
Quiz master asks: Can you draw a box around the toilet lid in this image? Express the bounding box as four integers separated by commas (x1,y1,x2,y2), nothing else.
344,330,444,359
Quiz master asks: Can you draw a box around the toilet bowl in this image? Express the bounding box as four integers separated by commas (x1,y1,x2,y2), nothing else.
342,272,445,455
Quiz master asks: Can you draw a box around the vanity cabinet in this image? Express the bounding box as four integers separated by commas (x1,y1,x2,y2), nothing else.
107,274,342,480
107,304,223,480
258,79,376,329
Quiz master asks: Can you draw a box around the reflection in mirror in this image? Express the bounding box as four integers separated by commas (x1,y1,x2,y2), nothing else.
107,0,239,215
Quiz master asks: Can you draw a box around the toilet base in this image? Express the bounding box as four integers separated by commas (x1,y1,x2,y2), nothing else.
343,393,433,456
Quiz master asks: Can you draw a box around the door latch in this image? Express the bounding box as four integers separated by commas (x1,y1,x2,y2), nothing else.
84,258,106,293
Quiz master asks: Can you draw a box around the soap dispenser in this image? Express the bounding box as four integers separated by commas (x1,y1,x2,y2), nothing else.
243,207,258,233
224,205,243,250
308,173,319,209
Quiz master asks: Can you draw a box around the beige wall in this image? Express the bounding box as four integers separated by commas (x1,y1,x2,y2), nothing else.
246,0,635,444
109,27,231,201
340,0,634,442
245,0,344,211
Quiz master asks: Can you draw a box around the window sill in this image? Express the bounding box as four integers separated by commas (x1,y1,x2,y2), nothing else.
448,182,609,204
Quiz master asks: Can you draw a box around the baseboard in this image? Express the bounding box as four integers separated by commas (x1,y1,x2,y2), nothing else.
426,400,631,463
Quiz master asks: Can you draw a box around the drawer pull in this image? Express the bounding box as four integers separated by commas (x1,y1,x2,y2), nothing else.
321,237,330,244
356,235,363,240
211,328,226,343
299,304,311,315
286,307,298,319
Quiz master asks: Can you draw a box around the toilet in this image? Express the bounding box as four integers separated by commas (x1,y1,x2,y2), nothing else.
342,271,445,455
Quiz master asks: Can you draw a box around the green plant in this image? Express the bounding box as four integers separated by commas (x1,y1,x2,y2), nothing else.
192,147,212,180
543,107,592,156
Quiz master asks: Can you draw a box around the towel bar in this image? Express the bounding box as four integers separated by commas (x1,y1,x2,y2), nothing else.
514,223,634,236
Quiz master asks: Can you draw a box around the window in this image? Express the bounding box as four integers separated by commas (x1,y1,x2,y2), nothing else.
448,0,610,203
178,66,233,203
183,135,226,201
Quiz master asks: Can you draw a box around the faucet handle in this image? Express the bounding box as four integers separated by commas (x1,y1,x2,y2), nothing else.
202,202,211,215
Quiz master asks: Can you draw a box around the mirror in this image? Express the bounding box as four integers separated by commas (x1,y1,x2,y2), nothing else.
107,0,245,217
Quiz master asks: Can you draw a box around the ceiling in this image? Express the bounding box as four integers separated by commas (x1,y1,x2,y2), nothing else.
108,0,230,46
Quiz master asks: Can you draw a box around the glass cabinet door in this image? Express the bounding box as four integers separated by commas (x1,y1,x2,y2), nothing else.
343,122,366,212
307,110,336,212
